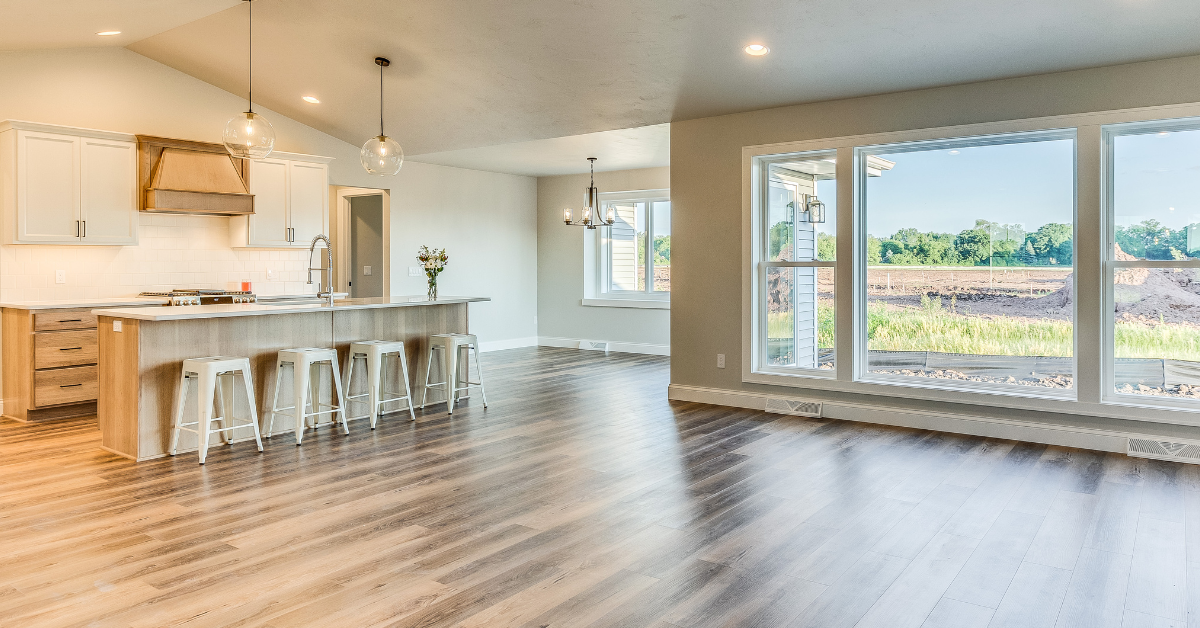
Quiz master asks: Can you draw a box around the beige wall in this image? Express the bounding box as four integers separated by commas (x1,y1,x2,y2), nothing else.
671,53,1200,441
537,166,669,350
0,47,538,348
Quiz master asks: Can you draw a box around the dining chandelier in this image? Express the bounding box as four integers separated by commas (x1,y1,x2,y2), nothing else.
562,158,614,229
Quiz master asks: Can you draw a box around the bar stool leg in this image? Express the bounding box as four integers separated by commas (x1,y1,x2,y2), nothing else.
472,344,488,408
444,338,458,414
421,346,436,409
294,358,311,445
268,359,287,438
309,361,322,429
239,359,264,452
170,372,190,456
197,369,218,465
330,354,350,435
367,348,382,429
398,350,416,421
214,373,231,446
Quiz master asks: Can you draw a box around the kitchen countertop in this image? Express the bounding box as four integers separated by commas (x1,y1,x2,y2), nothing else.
0,297,168,310
92,296,489,321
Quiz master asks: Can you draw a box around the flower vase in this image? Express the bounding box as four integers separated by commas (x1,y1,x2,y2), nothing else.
426,276,438,300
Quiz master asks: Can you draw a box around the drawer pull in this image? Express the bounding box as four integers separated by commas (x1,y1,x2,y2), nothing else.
59,347,84,351
58,319,83,323
59,383,82,388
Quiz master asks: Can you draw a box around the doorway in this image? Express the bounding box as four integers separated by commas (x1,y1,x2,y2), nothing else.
332,187,390,298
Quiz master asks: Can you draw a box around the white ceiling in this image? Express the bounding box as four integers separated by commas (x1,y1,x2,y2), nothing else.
8,1,1200,175
0,1,240,51
412,124,669,177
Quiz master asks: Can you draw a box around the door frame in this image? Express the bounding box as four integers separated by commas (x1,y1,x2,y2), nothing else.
332,186,391,299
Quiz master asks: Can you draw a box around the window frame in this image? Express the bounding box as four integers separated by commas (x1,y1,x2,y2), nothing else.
753,149,838,379
1101,117,1200,411
596,189,671,302
740,100,1200,427
853,128,1079,399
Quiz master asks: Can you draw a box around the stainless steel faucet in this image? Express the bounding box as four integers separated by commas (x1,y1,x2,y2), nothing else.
306,234,335,307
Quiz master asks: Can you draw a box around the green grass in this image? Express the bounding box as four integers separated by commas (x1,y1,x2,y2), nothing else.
767,300,1200,361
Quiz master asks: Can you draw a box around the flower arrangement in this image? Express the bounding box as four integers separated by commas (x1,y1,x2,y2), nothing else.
418,245,448,300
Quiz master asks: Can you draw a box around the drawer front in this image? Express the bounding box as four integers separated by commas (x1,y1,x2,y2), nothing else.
34,311,98,331
34,365,98,407
35,330,98,369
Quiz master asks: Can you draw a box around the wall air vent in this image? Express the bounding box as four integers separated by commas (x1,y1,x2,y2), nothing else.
764,397,823,417
1127,438,1200,465
579,340,610,352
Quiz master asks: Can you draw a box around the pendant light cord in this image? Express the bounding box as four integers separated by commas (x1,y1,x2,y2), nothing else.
379,61,385,137
247,0,254,113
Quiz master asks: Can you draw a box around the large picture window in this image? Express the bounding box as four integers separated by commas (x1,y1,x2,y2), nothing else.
604,196,670,295
858,130,1077,394
1105,119,1200,404
756,150,837,374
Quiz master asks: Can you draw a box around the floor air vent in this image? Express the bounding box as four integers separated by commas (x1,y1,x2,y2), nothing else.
1127,438,1200,464
764,398,822,417
579,340,610,352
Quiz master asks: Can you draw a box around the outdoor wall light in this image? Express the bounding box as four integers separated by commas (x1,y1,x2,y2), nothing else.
804,194,826,223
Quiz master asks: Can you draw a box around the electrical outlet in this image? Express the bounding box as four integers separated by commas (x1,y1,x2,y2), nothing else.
717,354,726,369
266,269,276,281
112,320,123,332
55,270,66,284
363,265,372,276
408,266,420,277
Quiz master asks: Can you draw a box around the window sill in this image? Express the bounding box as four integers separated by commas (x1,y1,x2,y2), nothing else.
581,298,670,310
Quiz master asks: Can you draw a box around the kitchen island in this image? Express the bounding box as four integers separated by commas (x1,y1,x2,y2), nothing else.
92,296,488,461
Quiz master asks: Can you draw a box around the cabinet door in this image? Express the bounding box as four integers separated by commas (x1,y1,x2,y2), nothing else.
79,138,137,244
287,161,327,246
16,131,80,242
247,158,291,246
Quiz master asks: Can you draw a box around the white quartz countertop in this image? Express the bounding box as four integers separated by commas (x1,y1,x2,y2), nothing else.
92,296,489,321
0,297,168,310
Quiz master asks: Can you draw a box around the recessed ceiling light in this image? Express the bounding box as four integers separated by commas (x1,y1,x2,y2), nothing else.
1159,131,1170,136
949,150,960,155
96,30,121,36
744,44,770,56
302,96,320,104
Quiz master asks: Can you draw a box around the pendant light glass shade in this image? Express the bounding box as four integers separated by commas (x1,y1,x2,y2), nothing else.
224,0,274,160
223,111,276,160
360,134,404,175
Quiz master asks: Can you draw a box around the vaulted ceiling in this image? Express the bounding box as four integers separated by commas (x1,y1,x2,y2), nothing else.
6,0,1200,172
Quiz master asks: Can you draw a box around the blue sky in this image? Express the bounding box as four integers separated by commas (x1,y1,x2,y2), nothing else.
860,128,1200,239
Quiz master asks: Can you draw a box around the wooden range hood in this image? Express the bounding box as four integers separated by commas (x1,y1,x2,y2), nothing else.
137,135,255,215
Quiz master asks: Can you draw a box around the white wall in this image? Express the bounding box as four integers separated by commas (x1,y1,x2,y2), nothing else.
0,47,537,347
536,167,669,352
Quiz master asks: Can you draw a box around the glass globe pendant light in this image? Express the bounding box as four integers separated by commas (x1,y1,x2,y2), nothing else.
222,0,275,160
361,57,404,175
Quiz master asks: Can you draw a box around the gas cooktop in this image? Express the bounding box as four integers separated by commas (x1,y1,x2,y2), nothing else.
138,289,257,306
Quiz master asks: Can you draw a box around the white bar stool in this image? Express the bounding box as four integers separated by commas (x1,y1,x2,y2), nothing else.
421,333,487,414
268,347,349,445
343,340,416,428
169,356,263,465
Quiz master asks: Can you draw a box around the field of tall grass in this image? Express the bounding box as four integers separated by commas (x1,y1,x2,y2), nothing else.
767,298,1200,361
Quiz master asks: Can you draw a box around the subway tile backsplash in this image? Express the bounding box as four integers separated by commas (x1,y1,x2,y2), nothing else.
0,214,319,302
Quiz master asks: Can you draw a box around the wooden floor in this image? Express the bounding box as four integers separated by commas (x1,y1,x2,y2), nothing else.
2,347,1199,627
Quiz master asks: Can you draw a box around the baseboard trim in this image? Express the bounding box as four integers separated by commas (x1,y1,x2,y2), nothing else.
477,336,539,353
539,336,670,356
667,383,1147,454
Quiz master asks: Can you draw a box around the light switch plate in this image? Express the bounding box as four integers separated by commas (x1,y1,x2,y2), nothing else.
363,265,372,276
113,320,122,332
717,354,726,369
55,270,66,284
408,267,420,277
266,269,276,281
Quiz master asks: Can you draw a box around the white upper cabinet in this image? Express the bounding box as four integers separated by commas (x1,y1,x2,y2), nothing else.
231,152,331,248
0,121,138,245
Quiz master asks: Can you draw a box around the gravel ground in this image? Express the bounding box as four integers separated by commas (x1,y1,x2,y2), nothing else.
874,368,1074,389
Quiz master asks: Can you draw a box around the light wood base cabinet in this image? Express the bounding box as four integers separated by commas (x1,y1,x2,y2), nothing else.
3,307,99,421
